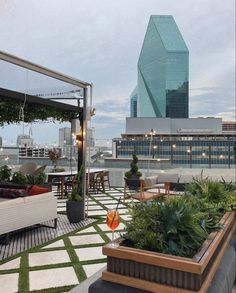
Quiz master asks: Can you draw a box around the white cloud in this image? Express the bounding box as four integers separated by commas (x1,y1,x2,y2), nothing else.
0,0,235,144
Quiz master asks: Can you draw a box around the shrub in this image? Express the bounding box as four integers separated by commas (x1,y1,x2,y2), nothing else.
0,165,11,182
125,153,142,178
11,172,27,185
123,197,207,257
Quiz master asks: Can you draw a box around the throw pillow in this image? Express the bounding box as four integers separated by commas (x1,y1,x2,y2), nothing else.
28,185,49,196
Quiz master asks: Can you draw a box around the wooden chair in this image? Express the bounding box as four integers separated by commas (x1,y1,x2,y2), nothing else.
94,172,105,192
102,171,110,190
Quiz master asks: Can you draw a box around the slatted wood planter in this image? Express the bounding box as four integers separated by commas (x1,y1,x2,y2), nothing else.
102,211,235,293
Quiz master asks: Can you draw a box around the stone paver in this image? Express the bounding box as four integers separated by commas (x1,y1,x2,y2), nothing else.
88,205,104,210
0,257,20,270
83,262,106,278
29,267,78,291
69,234,105,246
77,226,97,234
99,200,118,204
88,210,108,216
75,246,105,261
0,273,18,293
41,239,65,249
29,250,70,267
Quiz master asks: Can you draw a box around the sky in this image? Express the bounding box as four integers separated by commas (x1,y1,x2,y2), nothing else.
0,0,235,146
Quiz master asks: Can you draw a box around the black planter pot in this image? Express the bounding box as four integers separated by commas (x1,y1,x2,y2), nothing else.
124,177,141,190
66,200,84,223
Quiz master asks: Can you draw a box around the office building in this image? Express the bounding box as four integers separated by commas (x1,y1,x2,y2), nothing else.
130,86,138,117
112,118,236,168
135,15,189,118
16,134,34,147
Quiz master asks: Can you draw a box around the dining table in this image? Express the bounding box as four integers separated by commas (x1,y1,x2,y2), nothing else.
47,168,107,198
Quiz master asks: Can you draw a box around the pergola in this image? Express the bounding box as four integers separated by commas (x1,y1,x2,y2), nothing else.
0,50,93,218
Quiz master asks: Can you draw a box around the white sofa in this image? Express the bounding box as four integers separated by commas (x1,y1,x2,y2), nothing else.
0,192,57,241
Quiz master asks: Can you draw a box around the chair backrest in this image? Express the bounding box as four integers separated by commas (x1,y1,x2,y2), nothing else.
19,162,37,175
32,164,47,176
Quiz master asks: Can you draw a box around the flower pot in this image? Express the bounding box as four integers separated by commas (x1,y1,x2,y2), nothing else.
102,211,235,292
124,176,141,190
66,200,84,223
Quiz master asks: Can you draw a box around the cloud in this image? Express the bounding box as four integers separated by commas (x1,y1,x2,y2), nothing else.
0,0,235,145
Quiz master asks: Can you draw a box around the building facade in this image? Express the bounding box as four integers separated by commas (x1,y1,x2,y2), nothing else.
137,15,189,118
130,86,138,118
113,118,236,168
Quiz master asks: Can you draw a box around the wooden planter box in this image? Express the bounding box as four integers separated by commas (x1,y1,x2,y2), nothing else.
102,211,235,293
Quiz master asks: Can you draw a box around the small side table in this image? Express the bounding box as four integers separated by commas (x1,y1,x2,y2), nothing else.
132,191,159,202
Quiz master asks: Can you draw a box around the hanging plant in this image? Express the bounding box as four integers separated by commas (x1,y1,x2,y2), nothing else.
0,97,80,126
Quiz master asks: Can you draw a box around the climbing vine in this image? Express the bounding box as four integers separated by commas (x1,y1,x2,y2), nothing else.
0,97,80,126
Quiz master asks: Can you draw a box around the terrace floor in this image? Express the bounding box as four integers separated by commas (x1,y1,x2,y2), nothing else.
0,187,136,293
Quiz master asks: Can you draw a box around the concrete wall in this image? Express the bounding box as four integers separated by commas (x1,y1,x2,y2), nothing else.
125,118,222,135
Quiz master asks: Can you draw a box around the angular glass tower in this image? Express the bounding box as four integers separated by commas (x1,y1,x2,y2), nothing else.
130,86,138,117
137,15,189,118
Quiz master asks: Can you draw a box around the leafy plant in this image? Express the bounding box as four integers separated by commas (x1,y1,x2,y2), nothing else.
27,172,47,185
0,97,79,126
220,177,236,192
123,197,207,257
125,153,142,178
185,177,232,214
68,166,83,202
11,172,27,185
0,165,11,182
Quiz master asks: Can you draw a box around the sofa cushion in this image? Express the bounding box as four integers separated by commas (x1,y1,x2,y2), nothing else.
28,185,49,196
0,187,27,198
144,176,158,187
157,173,179,183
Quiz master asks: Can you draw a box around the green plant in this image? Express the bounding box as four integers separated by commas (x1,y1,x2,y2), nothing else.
220,177,236,192
27,172,47,185
185,177,232,213
0,165,11,182
11,172,27,185
68,166,83,201
125,153,142,178
123,197,207,257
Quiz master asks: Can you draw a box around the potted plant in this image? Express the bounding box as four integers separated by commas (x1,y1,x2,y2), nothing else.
66,166,84,223
102,178,235,292
124,153,142,190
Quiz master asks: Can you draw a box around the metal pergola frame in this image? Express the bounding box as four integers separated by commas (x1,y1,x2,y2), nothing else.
0,50,93,219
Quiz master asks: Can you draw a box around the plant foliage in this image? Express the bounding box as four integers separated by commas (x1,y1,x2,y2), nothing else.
68,166,83,202
122,177,234,258
11,172,27,185
0,165,12,182
0,97,79,126
125,153,142,178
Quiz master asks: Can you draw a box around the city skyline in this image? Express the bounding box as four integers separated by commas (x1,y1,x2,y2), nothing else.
0,0,235,145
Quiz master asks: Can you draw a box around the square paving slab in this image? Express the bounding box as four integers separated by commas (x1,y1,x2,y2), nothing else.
83,262,106,278
69,234,104,246
29,266,78,291
0,273,18,293
75,246,105,261
0,257,21,270
77,226,97,234
41,239,65,249
29,250,70,267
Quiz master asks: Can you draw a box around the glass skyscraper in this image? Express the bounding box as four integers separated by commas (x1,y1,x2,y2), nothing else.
130,86,138,117
137,15,189,118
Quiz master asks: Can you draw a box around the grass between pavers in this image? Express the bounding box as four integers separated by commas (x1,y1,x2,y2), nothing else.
0,188,128,293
